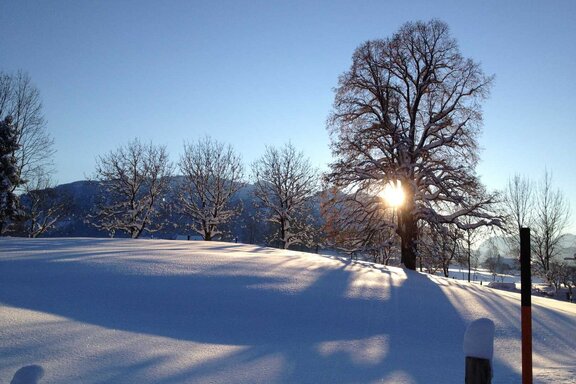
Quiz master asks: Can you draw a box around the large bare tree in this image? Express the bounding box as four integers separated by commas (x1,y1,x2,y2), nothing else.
0,71,55,188
326,20,499,270
179,137,244,241
94,139,173,238
252,143,318,249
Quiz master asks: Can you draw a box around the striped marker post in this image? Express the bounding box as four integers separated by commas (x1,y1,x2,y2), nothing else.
520,227,532,384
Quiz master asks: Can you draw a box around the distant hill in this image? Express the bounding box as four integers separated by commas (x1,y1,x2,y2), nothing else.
40,180,108,237
560,233,576,262
477,235,510,257
477,233,576,264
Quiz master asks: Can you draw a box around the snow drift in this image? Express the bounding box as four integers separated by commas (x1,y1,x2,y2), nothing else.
0,238,574,383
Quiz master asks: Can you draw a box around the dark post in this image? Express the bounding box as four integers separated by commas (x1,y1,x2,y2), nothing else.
520,227,532,384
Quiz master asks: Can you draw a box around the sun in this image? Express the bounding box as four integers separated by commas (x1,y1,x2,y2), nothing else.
380,180,404,208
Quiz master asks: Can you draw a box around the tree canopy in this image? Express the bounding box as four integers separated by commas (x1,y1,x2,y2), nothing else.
326,20,500,269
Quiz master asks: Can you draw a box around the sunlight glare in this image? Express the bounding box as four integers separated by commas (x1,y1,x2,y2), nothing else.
381,180,404,208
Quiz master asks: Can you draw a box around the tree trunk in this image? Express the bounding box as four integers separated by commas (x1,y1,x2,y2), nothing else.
468,255,472,283
399,207,418,270
467,236,472,283
280,219,288,249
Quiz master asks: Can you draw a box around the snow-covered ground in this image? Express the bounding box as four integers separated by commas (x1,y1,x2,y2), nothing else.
445,266,522,284
1,238,575,383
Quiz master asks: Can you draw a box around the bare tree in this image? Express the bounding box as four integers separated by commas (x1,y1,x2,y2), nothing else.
252,143,318,249
547,261,567,293
18,176,69,238
502,174,534,255
482,238,507,282
419,223,462,277
321,187,398,264
327,20,499,270
0,71,55,188
93,139,173,238
459,218,485,282
179,137,244,241
559,263,576,300
532,171,571,282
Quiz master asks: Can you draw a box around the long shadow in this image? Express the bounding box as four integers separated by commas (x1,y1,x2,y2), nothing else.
0,239,474,383
377,270,468,382
0,238,145,263
450,282,576,381
1,259,390,337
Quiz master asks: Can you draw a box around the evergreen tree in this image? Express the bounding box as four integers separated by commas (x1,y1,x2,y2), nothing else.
0,116,24,233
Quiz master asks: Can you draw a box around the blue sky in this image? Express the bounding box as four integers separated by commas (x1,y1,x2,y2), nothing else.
1,0,575,231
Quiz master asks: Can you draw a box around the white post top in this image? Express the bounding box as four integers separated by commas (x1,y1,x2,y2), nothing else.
463,318,495,360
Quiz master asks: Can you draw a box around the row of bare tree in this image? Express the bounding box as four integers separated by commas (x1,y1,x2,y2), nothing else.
91,138,319,250
89,133,573,288
503,172,573,289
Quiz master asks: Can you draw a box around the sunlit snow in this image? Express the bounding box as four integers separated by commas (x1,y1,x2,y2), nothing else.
0,238,574,383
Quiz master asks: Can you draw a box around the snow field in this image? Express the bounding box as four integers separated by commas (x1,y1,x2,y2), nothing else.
0,238,575,383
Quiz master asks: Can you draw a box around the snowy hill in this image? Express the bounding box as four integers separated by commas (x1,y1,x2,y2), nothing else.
1,238,575,383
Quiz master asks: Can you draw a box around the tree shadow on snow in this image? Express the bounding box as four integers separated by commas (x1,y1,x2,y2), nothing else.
0,239,496,383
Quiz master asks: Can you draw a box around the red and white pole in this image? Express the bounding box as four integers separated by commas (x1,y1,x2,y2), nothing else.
520,227,532,384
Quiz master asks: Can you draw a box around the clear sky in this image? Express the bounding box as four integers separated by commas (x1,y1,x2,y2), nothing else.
1,0,575,231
